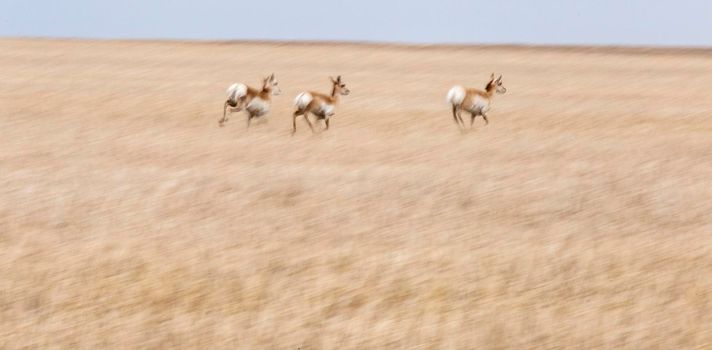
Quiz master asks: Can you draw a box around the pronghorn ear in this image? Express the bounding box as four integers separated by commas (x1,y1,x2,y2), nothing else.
329,76,336,83
490,73,495,81
336,75,342,83
497,74,502,82
269,73,275,82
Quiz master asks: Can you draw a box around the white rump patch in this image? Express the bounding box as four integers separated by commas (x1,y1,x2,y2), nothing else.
446,85,466,106
294,92,313,110
227,83,247,104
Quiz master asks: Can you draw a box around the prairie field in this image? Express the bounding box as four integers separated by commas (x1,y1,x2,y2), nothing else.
1,38,712,348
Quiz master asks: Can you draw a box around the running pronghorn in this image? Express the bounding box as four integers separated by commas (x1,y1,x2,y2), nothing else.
292,76,350,134
446,73,507,131
219,74,281,128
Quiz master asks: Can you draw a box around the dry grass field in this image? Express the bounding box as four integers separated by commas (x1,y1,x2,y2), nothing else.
1,38,712,348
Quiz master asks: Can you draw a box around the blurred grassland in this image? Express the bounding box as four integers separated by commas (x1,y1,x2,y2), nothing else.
1,39,712,348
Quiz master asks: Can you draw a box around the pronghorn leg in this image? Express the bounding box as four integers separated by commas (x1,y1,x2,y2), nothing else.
220,101,230,126
246,112,254,129
221,101,243,126
470,112,478,128
324,117,330,130
292,110,302,135
481,113,490,125
452,106,464,130
304,113,316,133
452,105,460,129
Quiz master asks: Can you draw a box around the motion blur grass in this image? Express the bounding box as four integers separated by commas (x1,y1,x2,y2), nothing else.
1,39,712,348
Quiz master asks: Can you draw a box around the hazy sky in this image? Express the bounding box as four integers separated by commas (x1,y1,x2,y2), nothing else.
1,0,710,47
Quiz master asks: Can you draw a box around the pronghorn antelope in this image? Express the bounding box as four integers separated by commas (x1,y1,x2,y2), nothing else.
219,74,281,128
447,73,507,131
292,76,350,134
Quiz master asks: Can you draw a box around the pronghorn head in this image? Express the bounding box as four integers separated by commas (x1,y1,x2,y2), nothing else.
263,73,281,96
330,75,350,96
487,73,507,95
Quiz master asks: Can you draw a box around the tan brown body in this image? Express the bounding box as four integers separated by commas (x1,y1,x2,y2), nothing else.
292,76,350,134
447,74,507,131
220,74,281,128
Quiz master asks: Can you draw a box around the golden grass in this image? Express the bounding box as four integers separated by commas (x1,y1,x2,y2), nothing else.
1,38,712,348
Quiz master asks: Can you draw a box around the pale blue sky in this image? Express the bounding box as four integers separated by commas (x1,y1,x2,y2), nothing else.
1,0,710,47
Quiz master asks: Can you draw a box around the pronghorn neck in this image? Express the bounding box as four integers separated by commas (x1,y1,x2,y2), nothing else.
259,86,272,99
330,85,340,103
485,81,496,98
